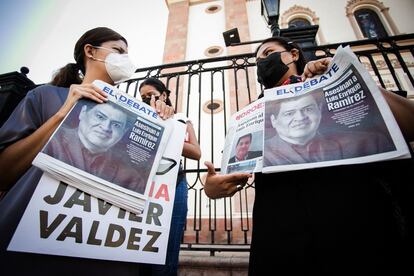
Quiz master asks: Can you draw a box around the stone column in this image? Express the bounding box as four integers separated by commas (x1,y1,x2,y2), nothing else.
224,0,258,114
381,7,400,35
163,0,190,112
346,11,364,40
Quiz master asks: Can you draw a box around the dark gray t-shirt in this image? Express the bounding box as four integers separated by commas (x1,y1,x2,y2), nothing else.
0,85,142,275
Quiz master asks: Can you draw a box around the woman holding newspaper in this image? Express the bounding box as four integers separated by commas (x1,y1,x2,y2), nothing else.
139,78,201,276
0,27,174,275
204,36,413,275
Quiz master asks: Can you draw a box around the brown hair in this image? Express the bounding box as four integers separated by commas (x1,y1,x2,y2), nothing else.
51,27,127,87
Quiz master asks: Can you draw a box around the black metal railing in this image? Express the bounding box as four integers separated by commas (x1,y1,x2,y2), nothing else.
120,33,414,254
308,33,414,93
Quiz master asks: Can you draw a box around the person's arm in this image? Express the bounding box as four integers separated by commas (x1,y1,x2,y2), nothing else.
301,57,332,80
0,113,65,190
0,83,108,191
379,87,414,141
203,161,251,199
182,121,201,160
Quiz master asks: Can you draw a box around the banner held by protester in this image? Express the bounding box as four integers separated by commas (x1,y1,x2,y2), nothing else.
8,118,186,265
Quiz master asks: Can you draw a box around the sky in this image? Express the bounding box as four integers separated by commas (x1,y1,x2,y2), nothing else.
0,0,168,84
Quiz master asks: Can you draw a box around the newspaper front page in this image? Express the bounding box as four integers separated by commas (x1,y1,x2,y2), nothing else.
33,80,173,214
262,46,410,173
8,119,186,264
221,98,264,174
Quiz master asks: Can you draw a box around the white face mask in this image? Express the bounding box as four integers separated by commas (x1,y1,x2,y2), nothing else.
91,46,136,84
104,53,136,83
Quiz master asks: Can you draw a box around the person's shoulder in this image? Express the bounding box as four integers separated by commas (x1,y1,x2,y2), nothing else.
264,134,285,149
326,130,394,156
114,158,147,193
329,130,388,144
29,84,67,94
58,126,77,139
47,126,75,147
28,84,69,101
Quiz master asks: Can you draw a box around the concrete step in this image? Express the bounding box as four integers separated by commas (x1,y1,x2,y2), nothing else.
178,251,249,276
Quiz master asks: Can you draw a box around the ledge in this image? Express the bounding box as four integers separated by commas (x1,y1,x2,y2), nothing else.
179,250,249,269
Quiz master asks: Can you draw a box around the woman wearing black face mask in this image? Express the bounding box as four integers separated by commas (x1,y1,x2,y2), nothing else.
255,36,331,90
256,40,304,89
204,36,413,275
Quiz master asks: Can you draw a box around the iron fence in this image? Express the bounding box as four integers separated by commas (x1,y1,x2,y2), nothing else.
121,33,414,254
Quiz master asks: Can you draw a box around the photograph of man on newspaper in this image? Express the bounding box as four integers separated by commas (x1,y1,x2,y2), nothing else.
264,84,395,167
228,132,262,164
43,99,146,194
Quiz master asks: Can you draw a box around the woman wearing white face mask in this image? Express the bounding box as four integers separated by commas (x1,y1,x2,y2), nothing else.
0,27,171,275
87,45,136,84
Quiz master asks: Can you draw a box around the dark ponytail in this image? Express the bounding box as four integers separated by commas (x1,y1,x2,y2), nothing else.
50,63,82,87
50,27,128,87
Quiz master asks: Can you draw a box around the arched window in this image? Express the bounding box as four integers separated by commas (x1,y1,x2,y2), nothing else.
345,0,399,40
354,9,387,38
280,5,326,44
288,18,311,28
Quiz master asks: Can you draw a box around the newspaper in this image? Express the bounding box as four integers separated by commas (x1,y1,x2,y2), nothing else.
221,98,264,174
8,119,186,264
33,80,173,214
262,46,411,173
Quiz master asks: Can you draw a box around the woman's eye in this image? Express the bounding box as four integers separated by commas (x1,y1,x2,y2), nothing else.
112,48,122,54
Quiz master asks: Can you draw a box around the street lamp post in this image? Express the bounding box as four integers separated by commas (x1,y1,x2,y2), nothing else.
223,0,319,60
261,0,319,60
261,0,281,37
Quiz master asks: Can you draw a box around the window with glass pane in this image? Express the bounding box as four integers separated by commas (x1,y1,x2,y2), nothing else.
354,9,387,38
288,18,311,28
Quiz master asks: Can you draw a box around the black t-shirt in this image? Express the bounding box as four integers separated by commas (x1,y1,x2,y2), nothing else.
248,157,413,275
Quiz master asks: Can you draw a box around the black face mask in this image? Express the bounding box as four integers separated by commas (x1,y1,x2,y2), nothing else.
256,51,292,89
142,96,160,106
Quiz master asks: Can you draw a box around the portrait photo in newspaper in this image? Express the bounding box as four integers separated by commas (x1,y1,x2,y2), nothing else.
42,98,163,195
221,98,265,174
32,81,173,214
264,69,395,167
226,131,263,173
228,131,263,164
263,46,410,173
